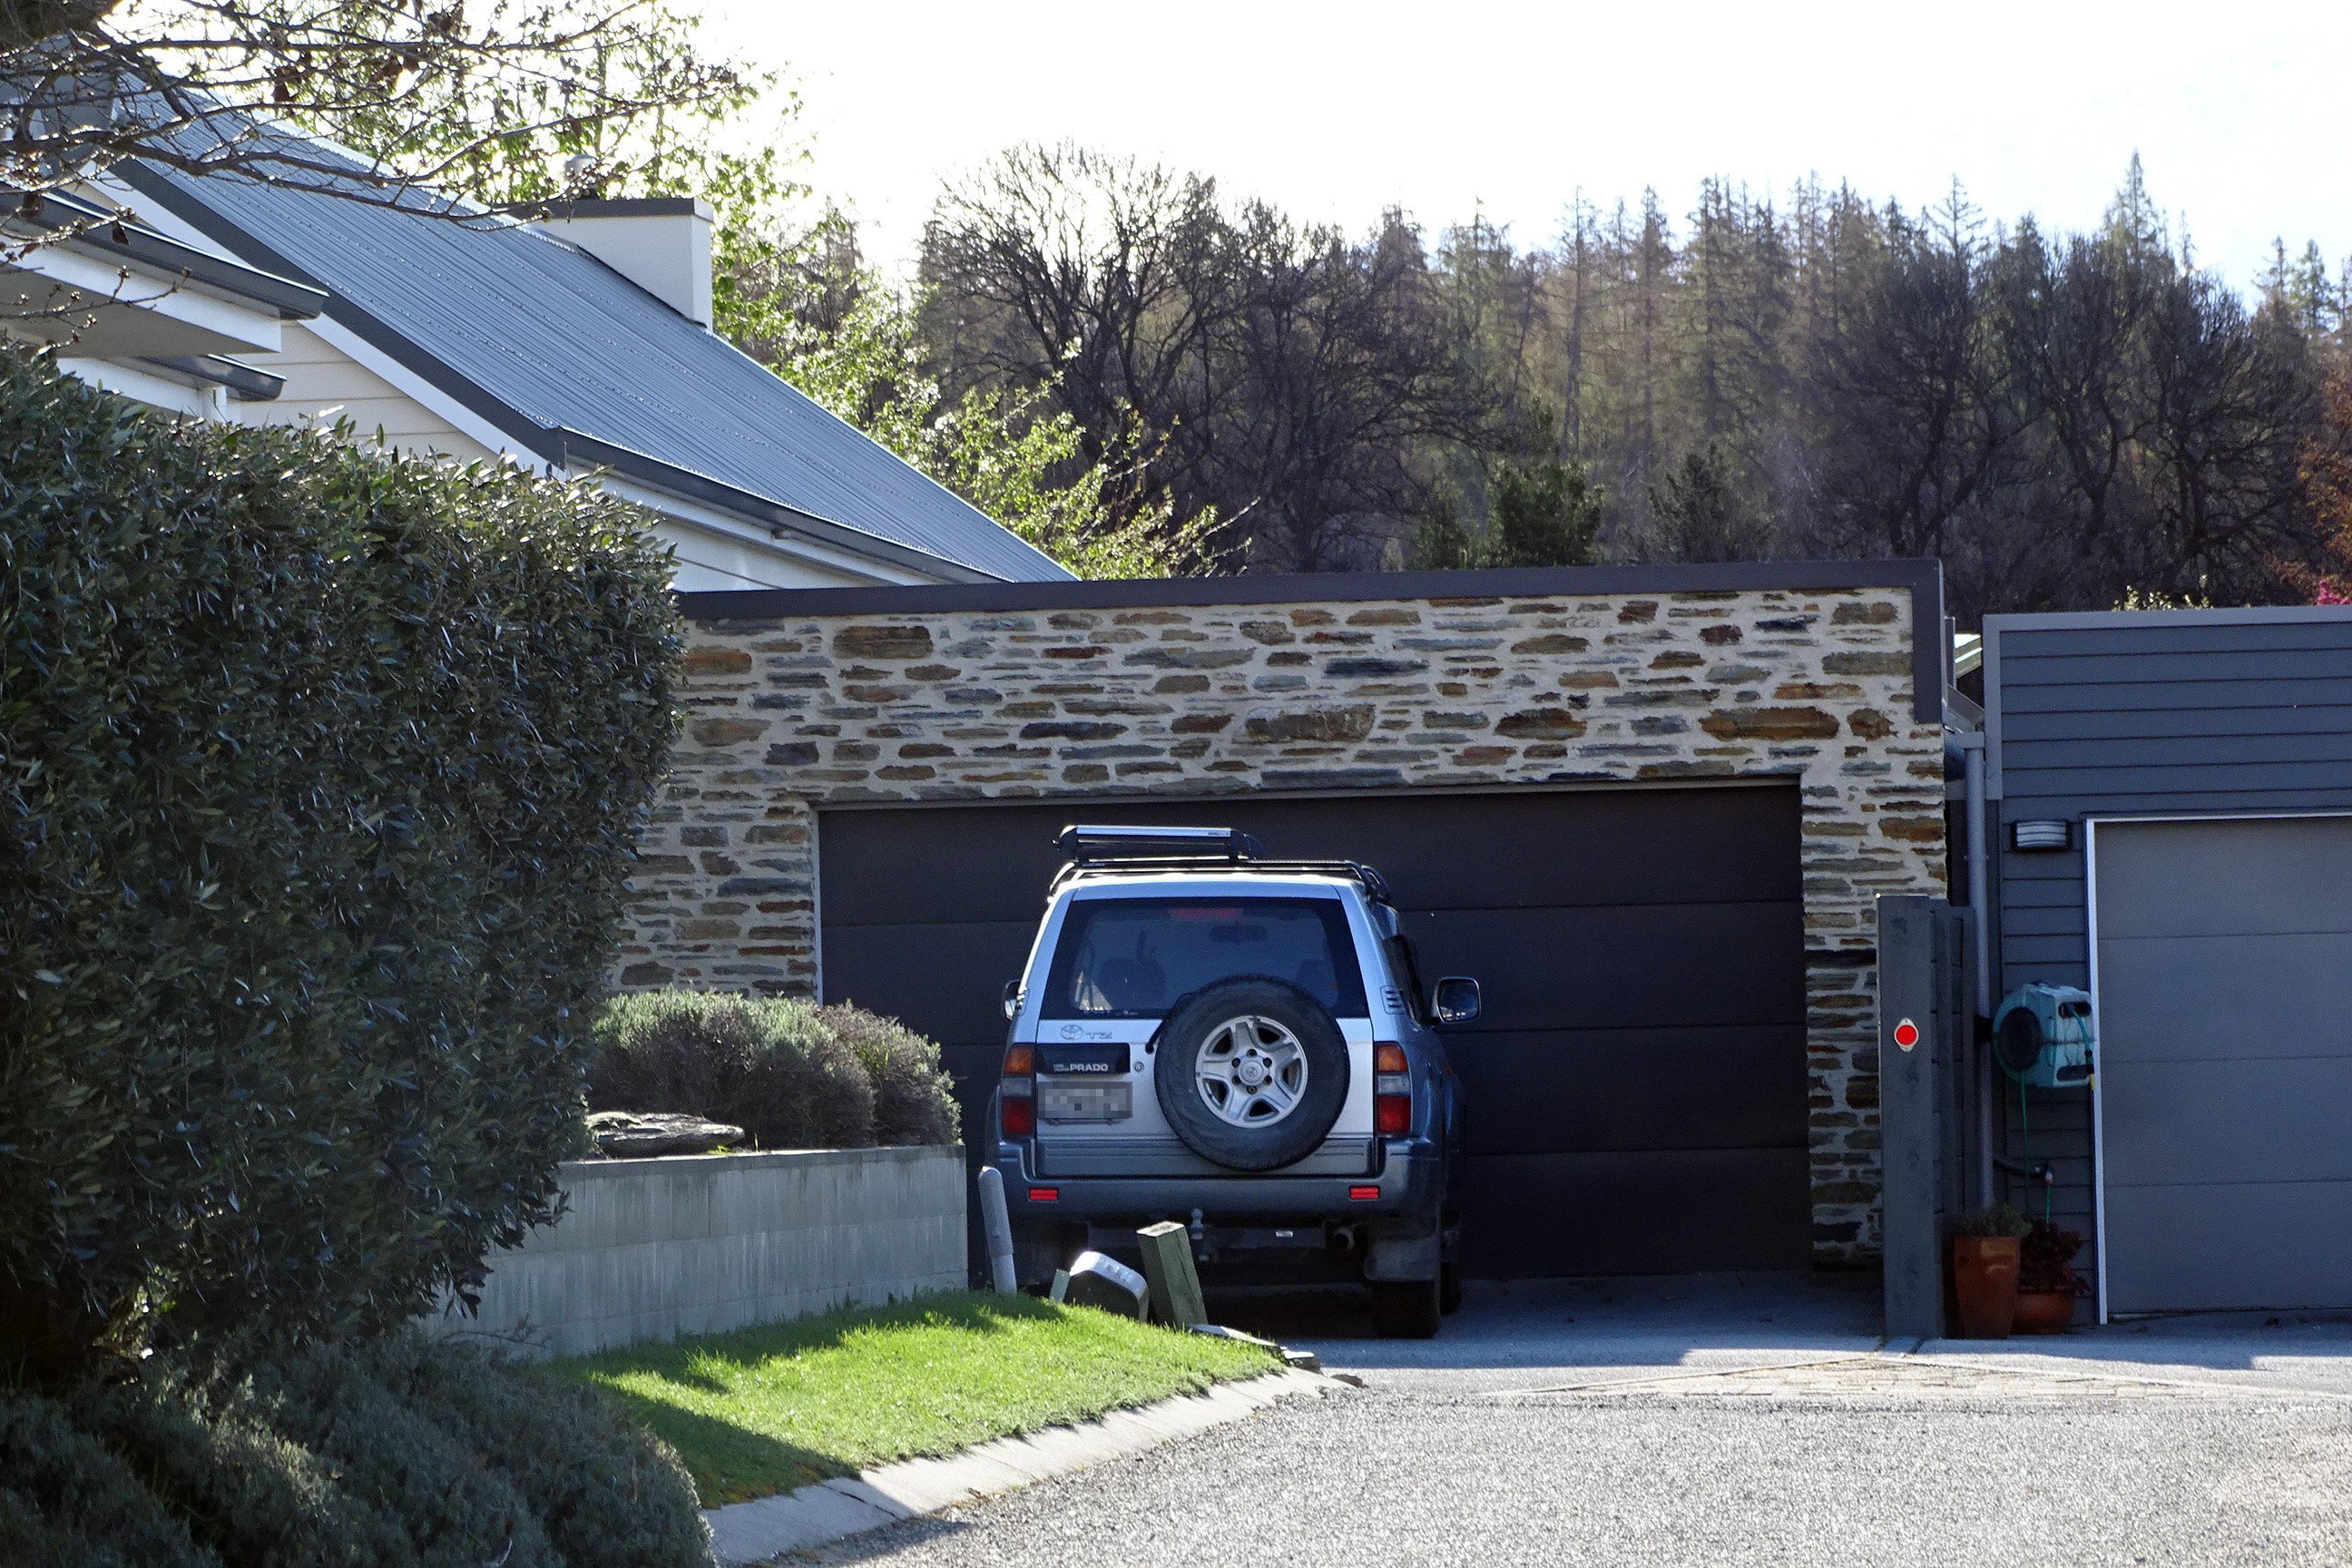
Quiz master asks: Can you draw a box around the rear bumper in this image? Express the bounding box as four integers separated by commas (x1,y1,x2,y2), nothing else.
993,1133,1445,1230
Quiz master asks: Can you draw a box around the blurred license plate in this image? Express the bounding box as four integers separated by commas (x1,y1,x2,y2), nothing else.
1039,1081,1132,1122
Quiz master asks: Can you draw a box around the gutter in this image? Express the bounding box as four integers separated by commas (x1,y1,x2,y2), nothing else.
546,429,1003,585
10,187,326,318
138,352,285,400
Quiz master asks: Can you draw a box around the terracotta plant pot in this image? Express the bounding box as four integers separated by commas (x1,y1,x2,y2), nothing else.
2011,1289,2076,1335
1951,1235,2021,1338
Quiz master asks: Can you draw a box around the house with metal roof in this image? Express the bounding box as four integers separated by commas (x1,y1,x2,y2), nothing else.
53,134,1070,590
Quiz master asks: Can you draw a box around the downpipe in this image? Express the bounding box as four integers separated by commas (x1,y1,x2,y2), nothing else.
1956,729,1996,1207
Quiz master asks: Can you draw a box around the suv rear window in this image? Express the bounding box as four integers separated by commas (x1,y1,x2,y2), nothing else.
1044,897,1368,1019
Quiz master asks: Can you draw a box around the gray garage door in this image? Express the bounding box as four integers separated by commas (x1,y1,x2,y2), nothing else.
817,785,1808,1279
2094,817,2352,1313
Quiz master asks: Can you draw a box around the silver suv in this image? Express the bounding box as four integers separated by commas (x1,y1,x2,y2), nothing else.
990,825,1478,1337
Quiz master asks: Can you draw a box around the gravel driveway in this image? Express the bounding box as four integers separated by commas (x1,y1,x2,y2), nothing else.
815,1275,2352,1567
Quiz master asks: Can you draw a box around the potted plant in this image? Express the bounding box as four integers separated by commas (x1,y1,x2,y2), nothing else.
2013,1220,2086,1334
1950,1204,2031,1338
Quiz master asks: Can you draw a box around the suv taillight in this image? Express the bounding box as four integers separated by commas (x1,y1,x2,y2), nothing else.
1374,1042,1410,1136
1000,1044,1036,1138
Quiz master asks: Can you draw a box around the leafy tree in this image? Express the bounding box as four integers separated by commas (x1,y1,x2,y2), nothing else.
773,279,1217,577
1416,441,1601,569
2,1,742,222
925,147,1496,573
1643,443,1775,562
2295,364,2352,600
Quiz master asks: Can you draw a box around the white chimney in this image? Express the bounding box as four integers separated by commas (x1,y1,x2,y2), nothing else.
537,197,714,328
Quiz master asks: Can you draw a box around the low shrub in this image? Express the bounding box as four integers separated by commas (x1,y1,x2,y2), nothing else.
0,1388,217,1567
588,990,956,1151
383,1336,710,1568
11,1332,713,1568
244,1343,564,1567
735,999,875,1151
70,1369,408,1568
584,991,769,1122
818,1004,962,1148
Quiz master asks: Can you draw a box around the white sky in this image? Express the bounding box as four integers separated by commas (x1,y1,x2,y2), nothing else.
714,0,2352,295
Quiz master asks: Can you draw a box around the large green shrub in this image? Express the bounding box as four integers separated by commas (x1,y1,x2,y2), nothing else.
0,349,681,1366
588,991,959,1150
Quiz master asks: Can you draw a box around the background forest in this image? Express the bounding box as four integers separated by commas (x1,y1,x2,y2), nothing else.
909,155,2352,622
306,6,2352,621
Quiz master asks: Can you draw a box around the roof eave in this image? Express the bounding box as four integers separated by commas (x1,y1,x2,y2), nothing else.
550,429,1003,585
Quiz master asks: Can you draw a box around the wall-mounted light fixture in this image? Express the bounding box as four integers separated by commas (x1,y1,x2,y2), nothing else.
2011,819,2072,852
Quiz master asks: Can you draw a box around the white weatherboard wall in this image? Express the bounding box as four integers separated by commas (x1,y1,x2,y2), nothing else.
436,1146,966,1357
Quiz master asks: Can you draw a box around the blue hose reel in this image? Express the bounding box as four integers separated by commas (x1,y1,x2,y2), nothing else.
1991,984,2094,1090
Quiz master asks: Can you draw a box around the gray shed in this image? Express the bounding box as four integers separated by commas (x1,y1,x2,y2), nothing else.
1984,605,2352,1317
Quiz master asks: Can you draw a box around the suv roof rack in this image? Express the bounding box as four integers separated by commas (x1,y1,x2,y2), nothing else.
1048,823,1392,904
1055,824,1264,861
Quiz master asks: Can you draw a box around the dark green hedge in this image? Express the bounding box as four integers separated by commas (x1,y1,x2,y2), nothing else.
20,1334,711,1567
589,991,960,1150
0,349,681,1365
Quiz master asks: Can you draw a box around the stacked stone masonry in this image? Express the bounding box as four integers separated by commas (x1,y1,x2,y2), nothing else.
620,584,1948,1262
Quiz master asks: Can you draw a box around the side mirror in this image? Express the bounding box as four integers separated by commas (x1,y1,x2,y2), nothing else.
1431,977,1481,1026
1002,979,1024,1022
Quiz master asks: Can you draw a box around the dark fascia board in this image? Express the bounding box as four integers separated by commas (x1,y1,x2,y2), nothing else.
14,186,326,318
525,196,712,220
114,163,1002,586
548,429,1000,585
681,555,1947,721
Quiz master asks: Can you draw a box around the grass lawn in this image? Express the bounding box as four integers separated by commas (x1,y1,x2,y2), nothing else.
554,1291,1281,1504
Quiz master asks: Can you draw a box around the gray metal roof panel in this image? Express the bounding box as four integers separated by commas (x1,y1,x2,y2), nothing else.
121,156,1071,583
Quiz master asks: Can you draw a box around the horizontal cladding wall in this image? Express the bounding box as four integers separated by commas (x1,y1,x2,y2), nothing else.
1984,608,2352,1302
1986,610,2352,998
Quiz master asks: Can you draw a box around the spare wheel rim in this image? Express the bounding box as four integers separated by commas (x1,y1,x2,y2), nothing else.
1196,1014,1308,1128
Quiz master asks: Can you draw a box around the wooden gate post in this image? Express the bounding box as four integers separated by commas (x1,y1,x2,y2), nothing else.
1878,894,1952,1341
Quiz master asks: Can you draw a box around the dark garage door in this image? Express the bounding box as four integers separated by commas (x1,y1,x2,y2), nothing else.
2094,816,2352,1312
818,785,1808,1278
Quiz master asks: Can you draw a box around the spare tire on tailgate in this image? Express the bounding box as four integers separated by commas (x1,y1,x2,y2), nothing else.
1153,977,1349,1171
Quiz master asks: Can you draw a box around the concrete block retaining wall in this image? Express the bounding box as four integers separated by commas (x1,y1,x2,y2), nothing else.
436,1145,967,1357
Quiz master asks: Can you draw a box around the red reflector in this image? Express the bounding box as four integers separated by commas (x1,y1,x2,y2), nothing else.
1375,1094,1411,1135
1000,1095,1034,1137
1892,1020,1920,1049
1348,1185,1381,1200
1029,1187,1059,1202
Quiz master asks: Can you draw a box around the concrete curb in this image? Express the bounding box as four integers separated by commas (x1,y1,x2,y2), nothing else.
703,1367,1341,1564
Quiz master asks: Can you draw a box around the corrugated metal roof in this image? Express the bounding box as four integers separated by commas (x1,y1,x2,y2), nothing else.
122,152,1072,583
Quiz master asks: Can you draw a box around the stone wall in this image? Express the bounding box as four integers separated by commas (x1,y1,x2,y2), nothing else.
430,1146,967,1357
621,578,1948,1261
